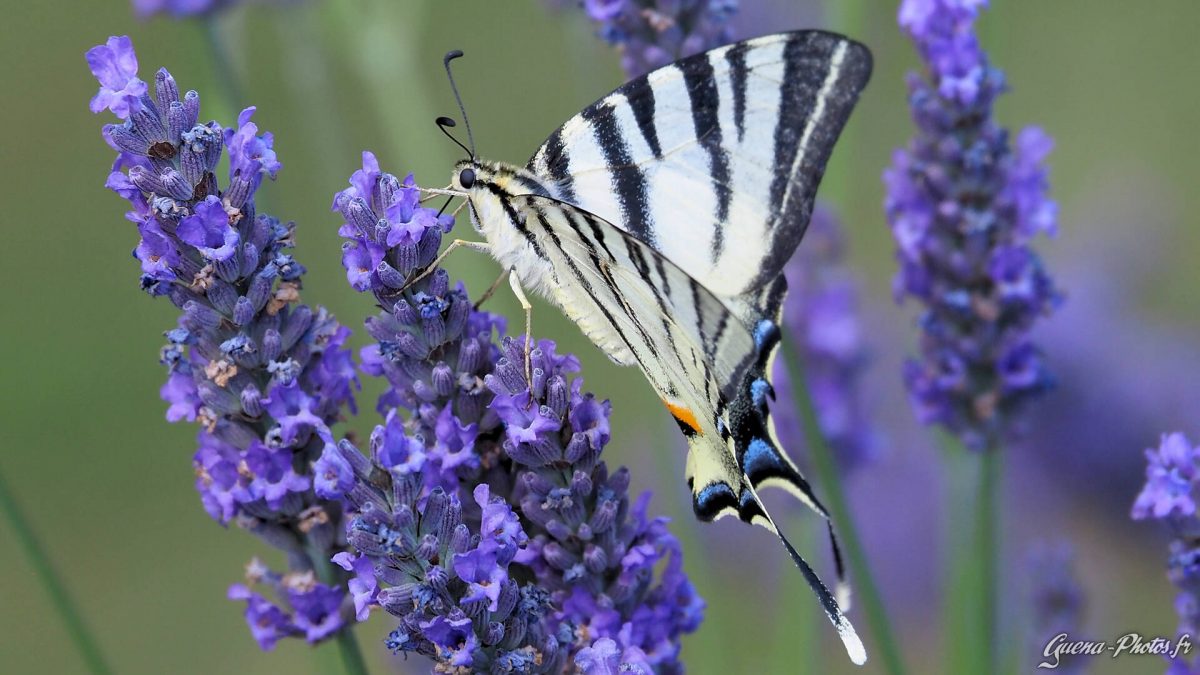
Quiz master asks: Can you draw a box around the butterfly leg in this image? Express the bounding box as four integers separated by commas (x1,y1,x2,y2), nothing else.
473,268,509,310
400,239,492,292
507,270,535,390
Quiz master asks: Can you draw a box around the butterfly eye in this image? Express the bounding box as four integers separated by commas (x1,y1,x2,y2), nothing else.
459,168,476,189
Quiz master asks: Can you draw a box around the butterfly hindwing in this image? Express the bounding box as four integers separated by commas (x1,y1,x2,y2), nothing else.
527,30,872,298
508,194,863,664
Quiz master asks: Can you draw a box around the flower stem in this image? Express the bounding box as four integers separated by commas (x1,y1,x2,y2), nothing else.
781,341,907,675
201,15,244,113
939,434,1000,674
308,542,370,675
0,469,112,675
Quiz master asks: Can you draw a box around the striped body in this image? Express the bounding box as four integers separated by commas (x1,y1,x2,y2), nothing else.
450,31,872,664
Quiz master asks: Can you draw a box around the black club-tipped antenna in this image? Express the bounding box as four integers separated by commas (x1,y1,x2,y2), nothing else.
442,50,476,159
435,116,473,159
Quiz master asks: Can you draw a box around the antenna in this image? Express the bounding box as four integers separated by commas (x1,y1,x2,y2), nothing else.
442,50,476,159
436,117,472,158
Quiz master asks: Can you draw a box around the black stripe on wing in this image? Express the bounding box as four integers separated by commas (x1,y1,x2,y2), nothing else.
580,105,656,246
678,54,733,264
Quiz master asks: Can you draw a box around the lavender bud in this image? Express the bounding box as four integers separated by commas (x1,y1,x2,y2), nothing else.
457,338,483,374
583,544,608,574
393,243,419,276
422,489,448,536
545,519,572,541
375,261,407,290
206,280,237,315
448,523,471,555
247,267,277,311
482,622,505,646
430,362,454,397
547,375,569,418
589,500,618,534
232,296,255,326
279,306,312,351
414,534,439,561
214,254,242,284
392,299,419,325
240,383,263,417
260,329,281,362
570,470,592,500
182,300,222,331
377,584,417,615
335,439,375,480
542,542,575,571
159,169,193,201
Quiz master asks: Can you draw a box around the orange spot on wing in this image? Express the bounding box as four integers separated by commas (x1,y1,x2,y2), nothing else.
663,399,703,436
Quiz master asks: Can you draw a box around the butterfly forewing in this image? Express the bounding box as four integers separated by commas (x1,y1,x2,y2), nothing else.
528,30,872,298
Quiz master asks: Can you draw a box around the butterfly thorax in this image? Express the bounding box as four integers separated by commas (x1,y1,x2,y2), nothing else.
453,159,564,294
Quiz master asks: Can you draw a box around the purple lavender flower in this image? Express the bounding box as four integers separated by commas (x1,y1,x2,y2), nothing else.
228,560,347,649
885,0,1060,448
329,158,703,671
86,35,146,119
1133,433,1200,673
1133,433,1200,523
90,35,360,649
579,0,739,77
772,205,878,474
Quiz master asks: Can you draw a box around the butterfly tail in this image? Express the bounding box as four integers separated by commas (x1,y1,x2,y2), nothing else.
745,481,867,666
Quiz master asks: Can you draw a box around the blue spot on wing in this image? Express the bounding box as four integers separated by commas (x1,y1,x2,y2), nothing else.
694,482,737,521
743,438,783,478
753,319,778,350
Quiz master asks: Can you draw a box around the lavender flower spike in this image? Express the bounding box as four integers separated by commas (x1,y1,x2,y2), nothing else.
1133,432,1200,673
90,35,361,649
579,0,739,77
328,157,703,671
886,0,1060,448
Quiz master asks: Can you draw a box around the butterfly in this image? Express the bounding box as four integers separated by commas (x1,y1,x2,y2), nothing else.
425,30,872,664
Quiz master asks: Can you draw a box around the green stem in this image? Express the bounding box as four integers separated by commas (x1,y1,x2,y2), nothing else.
201,15,244,114
308,543,370,675
939,434,1000,674
0,469,112,675
978,443,1000,671
781,341,907,675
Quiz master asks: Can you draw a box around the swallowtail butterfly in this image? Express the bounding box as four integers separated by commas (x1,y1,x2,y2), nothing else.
429,30,872,664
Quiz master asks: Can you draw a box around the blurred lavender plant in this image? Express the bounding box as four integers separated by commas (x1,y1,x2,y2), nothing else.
1027,544,1087,674
319,154,704,671
885,0,1060,449
1133,432,1200,674
772,205,878,475
577,0,738,77
88,35,361,649
133,0,232,19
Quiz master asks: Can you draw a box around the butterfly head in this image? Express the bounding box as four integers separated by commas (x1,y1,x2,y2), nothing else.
452,159,478,192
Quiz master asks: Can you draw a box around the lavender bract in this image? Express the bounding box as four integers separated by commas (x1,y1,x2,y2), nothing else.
89,35,360,649
885,0,1060,449
326,156,704,672
579,0,738,77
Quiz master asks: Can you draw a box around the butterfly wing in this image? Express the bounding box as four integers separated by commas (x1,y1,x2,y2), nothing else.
527,30,872,298
511,194,865,665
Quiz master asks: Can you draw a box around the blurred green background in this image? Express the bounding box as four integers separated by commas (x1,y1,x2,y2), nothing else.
2,0,1199,673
